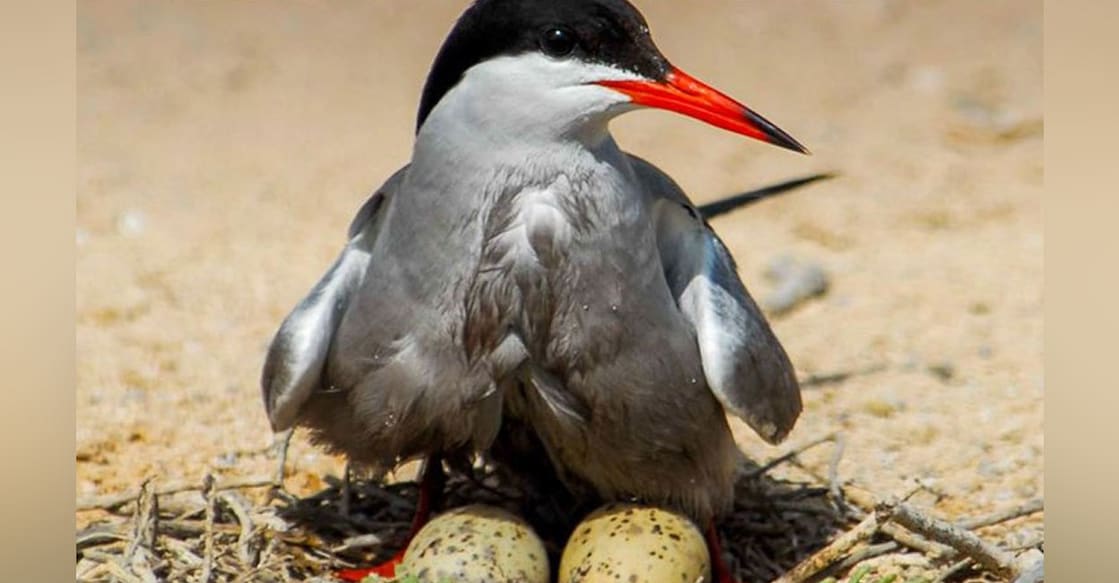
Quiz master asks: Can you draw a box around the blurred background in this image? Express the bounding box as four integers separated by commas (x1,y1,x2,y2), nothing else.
77,0,1041,542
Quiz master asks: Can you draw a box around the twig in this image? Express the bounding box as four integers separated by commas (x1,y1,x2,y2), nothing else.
1013,553,1044,583
879,498,1023,579
1006,534,1045,552
734,497,839,516
127,548,159,583
124,479,157,562
77,559,111,581
769,510,883,583
831,542,899,573
218,490,260,568
102,558,144,583
881,523,954,559
934,558,973,582
82,549,126,565
832,482,955,560
156,518,241,539
743,433,837,480
200,475,217,583
459,467,525,502
340,462,353,517
834,497,1044,576
162,537,203,570
77,526,128,553
958,498,1043,530
826,434,848,513
116,479,160,583
77,475,277,512
272,428,294,487
332,533,386,554
359,482,415,510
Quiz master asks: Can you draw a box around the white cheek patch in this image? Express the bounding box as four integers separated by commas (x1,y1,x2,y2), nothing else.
422,53,647,141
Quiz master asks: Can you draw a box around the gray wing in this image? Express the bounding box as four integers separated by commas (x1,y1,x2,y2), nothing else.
629,154,802,444
261,167,407,431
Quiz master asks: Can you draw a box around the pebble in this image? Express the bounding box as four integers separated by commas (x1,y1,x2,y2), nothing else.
909,66,945,94
213,452,238,468
762,255,830,315
116,209,147,237
949,97,1043,144
926,361,956,383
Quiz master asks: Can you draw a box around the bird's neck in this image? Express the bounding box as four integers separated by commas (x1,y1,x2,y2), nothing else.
413,97,619,167
410,100,634,202
403,61,643,232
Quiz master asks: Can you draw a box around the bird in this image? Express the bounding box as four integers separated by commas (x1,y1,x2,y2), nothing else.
261,0,811,580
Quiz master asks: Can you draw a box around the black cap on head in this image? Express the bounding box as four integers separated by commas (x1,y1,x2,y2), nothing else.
416,0,670,131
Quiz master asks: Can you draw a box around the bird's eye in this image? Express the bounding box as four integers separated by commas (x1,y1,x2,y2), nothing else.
540,27,577,57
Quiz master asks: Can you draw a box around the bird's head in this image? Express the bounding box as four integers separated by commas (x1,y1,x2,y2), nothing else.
416,0,807,153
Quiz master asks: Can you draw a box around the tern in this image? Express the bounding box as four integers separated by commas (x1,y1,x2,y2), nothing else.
262,0,813,580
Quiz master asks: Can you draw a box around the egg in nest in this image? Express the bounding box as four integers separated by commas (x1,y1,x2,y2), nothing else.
559,503,710,583
397,504,549,583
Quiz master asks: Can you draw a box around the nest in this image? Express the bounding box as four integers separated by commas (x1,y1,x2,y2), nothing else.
76,437,1042,583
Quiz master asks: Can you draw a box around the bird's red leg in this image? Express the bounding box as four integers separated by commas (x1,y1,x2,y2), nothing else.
335,456,445,582
706,521,741,583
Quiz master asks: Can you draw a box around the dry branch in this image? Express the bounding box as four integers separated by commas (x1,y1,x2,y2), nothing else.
829,496,1044,576
879,497,1023,580
77,475,277,512
1014,552,1044,583
770,510,883,583
826,433,847,514
103,559,144,583
743,433,837,480
75,453,1041,583
124,479,157,562
199,475,217,583
272,428,294,486
218,490,260,568
77,527,128,552
959,498,1044,530
934,557,974,582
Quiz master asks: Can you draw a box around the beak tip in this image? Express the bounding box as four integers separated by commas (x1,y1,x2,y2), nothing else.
741,106,810,155
767,133,811,156
782,139,812,156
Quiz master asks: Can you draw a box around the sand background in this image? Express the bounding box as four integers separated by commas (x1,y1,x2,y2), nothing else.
77,0,1042,558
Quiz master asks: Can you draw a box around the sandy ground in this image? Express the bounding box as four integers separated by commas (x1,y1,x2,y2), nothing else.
77,0,1042,566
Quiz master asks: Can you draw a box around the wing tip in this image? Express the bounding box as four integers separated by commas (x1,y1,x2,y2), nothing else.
261,348,300,432
741,369,804,445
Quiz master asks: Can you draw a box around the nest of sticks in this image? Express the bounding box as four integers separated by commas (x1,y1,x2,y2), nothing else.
76,434,1043,583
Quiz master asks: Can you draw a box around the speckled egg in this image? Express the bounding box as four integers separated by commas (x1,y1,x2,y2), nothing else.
397,504,549,583
559,504,710,583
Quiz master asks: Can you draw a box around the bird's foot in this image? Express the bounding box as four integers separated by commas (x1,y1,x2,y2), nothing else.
333,456,445,582
706,521,742,583
335,551,404,581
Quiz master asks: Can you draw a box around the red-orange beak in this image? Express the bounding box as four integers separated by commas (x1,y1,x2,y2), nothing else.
598,67,809,154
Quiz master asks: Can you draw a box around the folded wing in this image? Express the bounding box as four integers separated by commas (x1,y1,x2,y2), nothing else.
631,155,802,444
261,168,406,431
